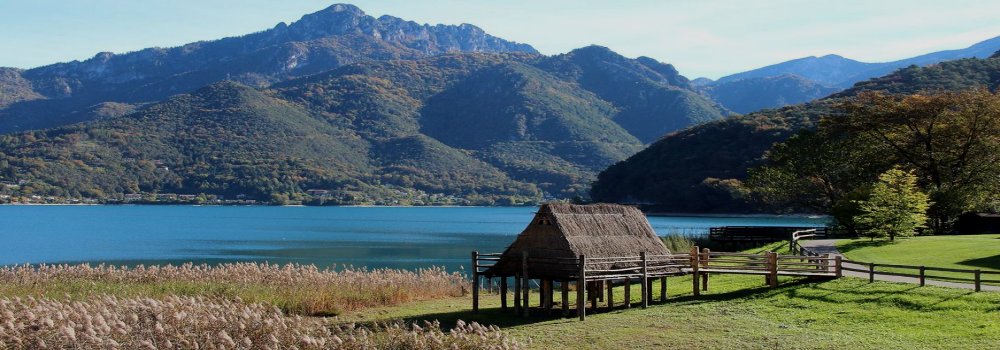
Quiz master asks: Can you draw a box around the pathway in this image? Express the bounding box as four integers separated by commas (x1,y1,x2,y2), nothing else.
800,239,999,292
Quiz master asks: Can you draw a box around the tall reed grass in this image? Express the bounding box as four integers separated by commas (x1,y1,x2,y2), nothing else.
0,263,468,316
0,295,521,349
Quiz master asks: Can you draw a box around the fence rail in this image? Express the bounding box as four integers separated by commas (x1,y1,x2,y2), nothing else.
793,237,997,291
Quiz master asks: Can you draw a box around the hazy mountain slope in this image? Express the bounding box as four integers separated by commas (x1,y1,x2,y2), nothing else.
592,54,1000,212
701,74,840,114
700,35,1000,114
539,46,727,143
716,35,1000,89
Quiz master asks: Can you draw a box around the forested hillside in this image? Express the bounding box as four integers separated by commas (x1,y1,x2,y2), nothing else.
0,47,723,204
591,54,1000,212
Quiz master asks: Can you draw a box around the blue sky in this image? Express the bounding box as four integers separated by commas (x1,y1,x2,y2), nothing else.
2,0,1000,79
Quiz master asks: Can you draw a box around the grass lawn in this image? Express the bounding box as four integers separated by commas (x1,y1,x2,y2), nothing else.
837,234,1000,283
341,274,1000,350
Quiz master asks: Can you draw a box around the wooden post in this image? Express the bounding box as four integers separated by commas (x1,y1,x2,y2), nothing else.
919,266,925,286
522,252,529,318
869,263,875,283
640,252,648,308
577,254,586,321
835,256,843,278
500,277,508,310
660,276,667,301
691,246,700,296
516,278,522,314
542,279,552,311
561,280,570,317
607,279,614,310
623,276,631,308
646,278,654,303
590,282,598,309
975,270,982,292
767,252,778,287
701,248,710,292
472,251,479,312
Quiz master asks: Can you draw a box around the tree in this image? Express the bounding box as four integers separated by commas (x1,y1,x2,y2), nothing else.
839,90,1000,232
855,168,931,241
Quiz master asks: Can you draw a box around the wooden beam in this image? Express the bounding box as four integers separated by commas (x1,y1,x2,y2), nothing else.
691,246,701,296
577,254,586,321
561,280,570,317
640,252,648,308
835,255,843,278
768,252,778,287
522,252,530,318
623,276,631,308
472,251,479,313
500,277,508,310
542,279,552,312
701,248,710,292
607,279,614,310
659,276,667,301
516,276,523,312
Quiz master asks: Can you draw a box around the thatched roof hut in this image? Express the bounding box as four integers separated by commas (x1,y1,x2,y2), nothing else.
486,203,673,279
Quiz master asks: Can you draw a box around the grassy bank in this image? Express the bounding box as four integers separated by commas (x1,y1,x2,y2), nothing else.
344,274,999,349
836,234,1000,272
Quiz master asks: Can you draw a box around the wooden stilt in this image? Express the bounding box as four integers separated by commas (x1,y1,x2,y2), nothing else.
577,254,586,321
660,276,667,301
691,246,701,296
542,279,552,312
561,280,570,317
514,273,521,313
640,252,648,308
522,252,530,317
623,276,631,308
500,277,508,310
472,251,479,312
701,248,710,292
590,281,597,309
607,279,614,310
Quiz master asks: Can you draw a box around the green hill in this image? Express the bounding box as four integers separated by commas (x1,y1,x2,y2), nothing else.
1,48,723,204
592,54,1000,212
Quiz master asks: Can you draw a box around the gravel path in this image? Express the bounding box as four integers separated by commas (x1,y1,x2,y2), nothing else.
799,239,999,292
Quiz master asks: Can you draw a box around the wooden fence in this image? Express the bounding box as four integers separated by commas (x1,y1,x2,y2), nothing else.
795,239,999,292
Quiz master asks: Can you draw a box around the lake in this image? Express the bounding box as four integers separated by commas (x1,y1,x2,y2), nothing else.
0,206,827,271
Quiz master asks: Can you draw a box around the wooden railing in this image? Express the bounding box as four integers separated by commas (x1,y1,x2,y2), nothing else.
840,259,999,292
710,226,827,243
790,229,824,255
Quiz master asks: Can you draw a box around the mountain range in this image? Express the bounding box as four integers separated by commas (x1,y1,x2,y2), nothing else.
591,53,1000,212
0,4,725,204
2,3,1000,206
697,35,1000,113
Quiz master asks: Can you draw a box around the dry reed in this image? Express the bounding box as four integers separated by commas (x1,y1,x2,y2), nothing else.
0,295,521,349
0,263,468,316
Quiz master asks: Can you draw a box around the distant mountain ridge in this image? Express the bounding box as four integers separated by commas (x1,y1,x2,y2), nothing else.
0,3,536,134
700,35,1000,113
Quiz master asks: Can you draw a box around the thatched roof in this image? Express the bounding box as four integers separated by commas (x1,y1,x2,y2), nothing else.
486,203,673,278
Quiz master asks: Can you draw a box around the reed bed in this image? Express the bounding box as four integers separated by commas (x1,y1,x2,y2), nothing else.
0,263,468,316
0,295,521,349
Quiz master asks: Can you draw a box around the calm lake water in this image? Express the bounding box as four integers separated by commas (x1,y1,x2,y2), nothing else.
0,206,827,271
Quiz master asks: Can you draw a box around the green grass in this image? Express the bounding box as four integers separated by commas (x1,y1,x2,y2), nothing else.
837,234,1000,283
342,274,1000,349
836,234,1000,271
